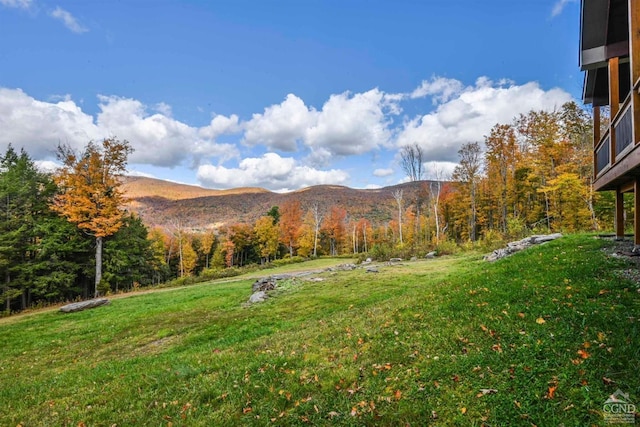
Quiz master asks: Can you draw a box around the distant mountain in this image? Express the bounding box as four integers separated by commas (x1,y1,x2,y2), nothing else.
120,176,436,231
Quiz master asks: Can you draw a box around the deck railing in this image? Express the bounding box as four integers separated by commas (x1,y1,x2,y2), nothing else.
614,102,633,156
596,134,610,176
593,91,634,180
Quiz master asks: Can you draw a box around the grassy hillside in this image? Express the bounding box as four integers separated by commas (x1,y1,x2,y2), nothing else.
1,235,638,425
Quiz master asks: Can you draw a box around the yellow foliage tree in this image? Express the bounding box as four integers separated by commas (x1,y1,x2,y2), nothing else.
254,216,279,263
52,138,133,298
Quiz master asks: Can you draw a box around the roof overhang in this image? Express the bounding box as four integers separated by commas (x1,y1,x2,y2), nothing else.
580,0,630,104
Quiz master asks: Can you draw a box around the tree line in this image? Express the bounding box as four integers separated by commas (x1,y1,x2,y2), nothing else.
1,102,615,313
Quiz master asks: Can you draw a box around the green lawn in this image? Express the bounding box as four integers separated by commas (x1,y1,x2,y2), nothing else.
1,235,638,426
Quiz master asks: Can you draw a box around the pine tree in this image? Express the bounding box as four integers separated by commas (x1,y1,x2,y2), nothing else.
0,146,58,310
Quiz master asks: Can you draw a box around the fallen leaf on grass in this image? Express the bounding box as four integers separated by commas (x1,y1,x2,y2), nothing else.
546,386,557,399
476,388,498,397
535,317,546,324
602,377,615,385
460,407,467,415
577,349,590,359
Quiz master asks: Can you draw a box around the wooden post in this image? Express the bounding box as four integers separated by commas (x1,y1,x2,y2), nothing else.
629,0,640,144
593,106,601,147
609,57,620,164
594,106,600,179
616,188,625,240
635,179,640,247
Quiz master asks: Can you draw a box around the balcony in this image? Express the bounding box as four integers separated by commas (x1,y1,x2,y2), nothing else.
593,92,640,191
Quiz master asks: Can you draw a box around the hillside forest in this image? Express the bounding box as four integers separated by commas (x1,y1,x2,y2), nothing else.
0,101,618,314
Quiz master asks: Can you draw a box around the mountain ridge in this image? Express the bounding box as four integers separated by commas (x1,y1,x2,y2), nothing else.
121,176,438,231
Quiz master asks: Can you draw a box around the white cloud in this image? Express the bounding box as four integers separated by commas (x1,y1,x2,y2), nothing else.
365,184,382,189
243,94,316,151
422,161,457,180
410,77,464,104
0,77,576,190
34,160,59,173
196,152,349,191
551,0,576,17
305,89,397,165
0,88,240,168
373,168,394,177
0,0,32,9
50,6,88,33
199,114,241,139
396,78,573,163
0,87,101,158
96,95,240,167
243,89,401,166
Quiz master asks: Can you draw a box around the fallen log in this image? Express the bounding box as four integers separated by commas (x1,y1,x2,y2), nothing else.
60,298,110,313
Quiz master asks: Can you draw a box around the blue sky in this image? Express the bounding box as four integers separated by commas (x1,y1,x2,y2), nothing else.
0,0,581,191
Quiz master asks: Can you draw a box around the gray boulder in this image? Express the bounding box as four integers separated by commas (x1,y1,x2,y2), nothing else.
485,233,563,262
252,277,277,292
249,291,268,304
60,298,110,313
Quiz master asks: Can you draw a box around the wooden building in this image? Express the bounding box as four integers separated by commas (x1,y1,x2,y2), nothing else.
580,0,640,242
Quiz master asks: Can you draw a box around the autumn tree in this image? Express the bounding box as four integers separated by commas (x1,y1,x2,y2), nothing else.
310,202,324,257
279,199,302,257
452,142,482,241
392,189,404,244
484,124,519,233
227,223,256,266
254,216,279,263
297,215,316,258
322,206,346,255
53,138,133,298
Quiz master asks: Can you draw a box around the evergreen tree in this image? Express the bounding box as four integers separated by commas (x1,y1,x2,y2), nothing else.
0,146,58,311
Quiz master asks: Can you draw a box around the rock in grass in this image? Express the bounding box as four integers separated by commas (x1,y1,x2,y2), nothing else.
252,277,277,292
248,291,268,304
484,233,563,262
60,298,110,313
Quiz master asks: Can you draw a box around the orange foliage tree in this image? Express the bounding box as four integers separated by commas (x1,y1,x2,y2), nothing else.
322,205,347,255
52,138,133,298
279,199,302,257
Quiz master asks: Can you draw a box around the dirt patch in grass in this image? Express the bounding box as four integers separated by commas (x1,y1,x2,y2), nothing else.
135,335,180,356
599,236,640,288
